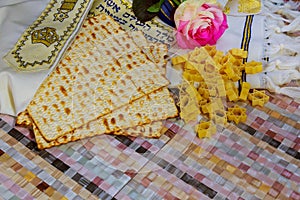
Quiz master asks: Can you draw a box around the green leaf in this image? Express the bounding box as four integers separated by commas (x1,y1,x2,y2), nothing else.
147,0,165,13
132,0,160,22
173,0,181,6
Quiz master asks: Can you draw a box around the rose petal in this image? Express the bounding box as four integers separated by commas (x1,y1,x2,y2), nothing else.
176,31,201,49
174,1,228,49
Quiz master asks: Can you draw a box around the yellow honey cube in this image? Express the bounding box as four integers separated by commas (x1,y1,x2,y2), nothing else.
239,82,251,101
245,61,263,74
195,121,217,138
229,48,248,58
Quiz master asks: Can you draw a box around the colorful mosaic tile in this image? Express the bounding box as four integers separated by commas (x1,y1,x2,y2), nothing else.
1,1,300,199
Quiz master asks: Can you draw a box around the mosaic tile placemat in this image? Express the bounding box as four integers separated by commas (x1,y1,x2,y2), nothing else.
0,90,299,200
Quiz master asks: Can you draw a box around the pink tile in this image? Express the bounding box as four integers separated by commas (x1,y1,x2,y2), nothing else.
256,156,267,164
16,189,28,199
259,126,269,133
82,141,94,151
261,175,274,186
274,134,284,142
273,165,284,174
23,195,35,200
149,145,159,152
194,173,205,182
284,133,297,142
64,157,76,166
141,141,152,149
290,174,300,183
232,143,243,151
248,151,259,160
286,106,296,113
170,124,181,133
100,181,111,191
290,101,299,108
281,169,293,179
93,176,104,186
218,135,227,143
117,143,127,150
0,115,15,126
15,126,32,138
114,192,132,200
293,143,300,151
0,174,8,182
85,171,96,180
10,184,20,193
218,187,231,197
78,166,88,175
290,191,300,200
3,179,14,188
227,192,239,200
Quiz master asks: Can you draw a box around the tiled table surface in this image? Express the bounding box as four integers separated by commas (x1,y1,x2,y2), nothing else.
0,90,299,200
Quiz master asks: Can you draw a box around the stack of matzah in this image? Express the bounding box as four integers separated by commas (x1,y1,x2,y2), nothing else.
16,14,178,149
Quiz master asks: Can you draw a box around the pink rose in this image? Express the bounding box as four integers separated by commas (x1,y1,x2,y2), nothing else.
174,1,228,49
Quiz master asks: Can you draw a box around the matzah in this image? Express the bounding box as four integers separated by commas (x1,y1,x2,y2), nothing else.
16,110,32,128
27,14,170,141
16,36,173,148
129,31,168,75
113,121,164,138
21,87,177,149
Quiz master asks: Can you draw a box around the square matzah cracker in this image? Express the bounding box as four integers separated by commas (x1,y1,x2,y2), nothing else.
27,14,170,141
19,87,177,149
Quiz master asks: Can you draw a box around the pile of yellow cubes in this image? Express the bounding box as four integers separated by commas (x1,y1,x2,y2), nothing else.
171,45,269,138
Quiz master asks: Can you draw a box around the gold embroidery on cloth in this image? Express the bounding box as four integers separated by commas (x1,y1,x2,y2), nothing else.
31,27,59,47
54,0,79,22
238,0,261,13
3,0,93,71
224,0,261,15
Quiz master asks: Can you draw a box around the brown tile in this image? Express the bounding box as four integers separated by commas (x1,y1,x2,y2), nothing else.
31,177,42,186
270,111,280,119
268,188,279,198
238,163,250,172
277,193,288,200
265,130,276,138
294,123,300,131
217,160,226,168
249,137,259,145
255,117,265,125
251,178,261,188
244,174,253,184
50,191,64,200
12,162,22,171
25,151,36,160
44,187,55,196
234,169,244,178
272,181,284,192
265,146,275,154
213,165,224,174
6,137,18,146
36,181,49,192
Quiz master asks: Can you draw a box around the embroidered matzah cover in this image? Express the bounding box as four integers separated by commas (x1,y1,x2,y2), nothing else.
3,0,94,71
